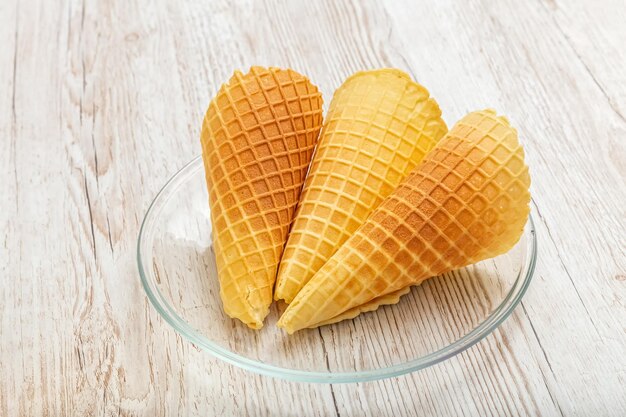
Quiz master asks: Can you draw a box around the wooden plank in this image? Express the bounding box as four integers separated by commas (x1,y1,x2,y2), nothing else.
541,0,626,118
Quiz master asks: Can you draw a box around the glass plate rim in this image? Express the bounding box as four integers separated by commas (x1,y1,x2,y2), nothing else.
137,155,537,384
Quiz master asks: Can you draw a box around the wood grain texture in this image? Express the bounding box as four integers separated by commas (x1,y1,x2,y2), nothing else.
0,0,624,416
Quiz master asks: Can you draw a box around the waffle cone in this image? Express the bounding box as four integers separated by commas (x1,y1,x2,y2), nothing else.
310,286,412,328
201,67,323,329
274,69,447,303
278,110,531,333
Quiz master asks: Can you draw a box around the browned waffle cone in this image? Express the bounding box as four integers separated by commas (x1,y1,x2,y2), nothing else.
201,67,323,329
278,109,531,333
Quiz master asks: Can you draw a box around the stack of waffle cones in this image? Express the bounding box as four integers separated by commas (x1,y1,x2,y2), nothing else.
200,66,531,332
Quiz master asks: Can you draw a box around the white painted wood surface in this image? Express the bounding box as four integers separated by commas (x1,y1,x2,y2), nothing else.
1,0,624,415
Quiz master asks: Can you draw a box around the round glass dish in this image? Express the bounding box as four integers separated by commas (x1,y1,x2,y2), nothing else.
138,156,537,383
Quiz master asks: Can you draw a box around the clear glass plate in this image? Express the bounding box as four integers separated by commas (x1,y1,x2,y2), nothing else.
138,156,537,383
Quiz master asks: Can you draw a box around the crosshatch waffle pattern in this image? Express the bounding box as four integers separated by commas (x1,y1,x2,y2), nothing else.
312,286,412,328
274,69,448,303
200,67,323,329
278,109,531,333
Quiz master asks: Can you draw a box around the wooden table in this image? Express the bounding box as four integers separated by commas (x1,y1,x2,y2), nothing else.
1,0,625,415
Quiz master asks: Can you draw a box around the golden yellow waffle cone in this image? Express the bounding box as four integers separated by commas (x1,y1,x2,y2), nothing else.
309,286,413,328
278,109,531,333
274,69,447,303
201,67,323,329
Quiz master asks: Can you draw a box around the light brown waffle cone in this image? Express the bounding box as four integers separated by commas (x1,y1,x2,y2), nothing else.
278,109,531,333
310,286,412,328
201,67,323,329
274,69,447,303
